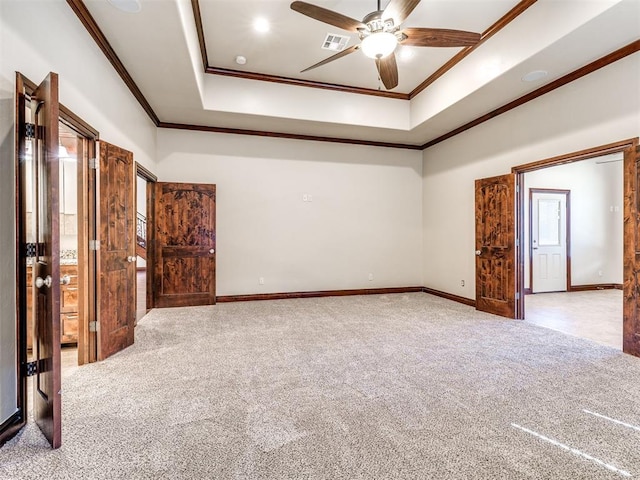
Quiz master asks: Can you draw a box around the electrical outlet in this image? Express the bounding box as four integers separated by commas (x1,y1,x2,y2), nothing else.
259,277,265,285
461,280,465,287
368,273,374,281
302,194,308,202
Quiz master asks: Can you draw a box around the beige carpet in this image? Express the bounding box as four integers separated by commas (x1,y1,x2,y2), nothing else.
1,293,640,479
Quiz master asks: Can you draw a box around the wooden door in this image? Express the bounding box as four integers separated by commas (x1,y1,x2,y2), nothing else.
475,174,516,318
623,142,640,357
97,141,136,360
31,73,62,448
152,182,216,308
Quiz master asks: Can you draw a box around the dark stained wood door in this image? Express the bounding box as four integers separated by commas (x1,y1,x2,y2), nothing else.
152,182,216,308
623,141,640,357
31,73,62,448
475,173,516,318
97,141,136,360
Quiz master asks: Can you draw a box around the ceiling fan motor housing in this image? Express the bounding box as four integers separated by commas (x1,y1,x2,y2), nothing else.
362,10,396,35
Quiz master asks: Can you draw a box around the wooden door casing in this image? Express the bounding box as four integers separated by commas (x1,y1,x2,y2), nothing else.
31,72,62,448
623,142,640,357
475,173,516,318
152,182,216,308
97,141,136,361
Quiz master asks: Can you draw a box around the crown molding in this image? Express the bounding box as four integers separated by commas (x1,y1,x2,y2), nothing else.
157,122,423,150
193,0,535,100
408,0,537,99
421,40,640,150
66,1,637,153
66,0,160,126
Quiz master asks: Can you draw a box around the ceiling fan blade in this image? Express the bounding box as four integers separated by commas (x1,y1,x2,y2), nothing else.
401,28,481,47
382,0,421,26
375,53,399,90
301,45,360,73
291,1,366,32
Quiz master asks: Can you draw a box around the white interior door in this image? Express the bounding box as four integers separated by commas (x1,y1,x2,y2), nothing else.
532,191,568,293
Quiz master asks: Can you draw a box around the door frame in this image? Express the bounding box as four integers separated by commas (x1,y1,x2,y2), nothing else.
66,114,99,365
512,138,638,327
528,188,571,294
3,73,100,447
135,163,157,311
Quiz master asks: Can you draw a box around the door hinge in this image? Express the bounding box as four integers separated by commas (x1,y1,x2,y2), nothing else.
24,123,35,140
89,158,98,170
516,184,520,193
89,321,98,332
515,238,520,247
515,292,521,300
89,239,100,251
24,361,38,377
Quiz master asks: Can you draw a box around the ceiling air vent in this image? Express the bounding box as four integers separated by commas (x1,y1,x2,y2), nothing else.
322,33,350,52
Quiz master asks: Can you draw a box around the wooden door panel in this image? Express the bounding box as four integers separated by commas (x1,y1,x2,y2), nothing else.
623,143,640,357
31,73,62,448
161,256,213,295
98,141,135,360
153,182,216,308
475,174,516,318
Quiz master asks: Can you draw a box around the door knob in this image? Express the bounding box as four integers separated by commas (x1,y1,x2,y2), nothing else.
127,256,136,263
35,275,52,289
60,274,71,285
475,250,482,256
209,249,215,254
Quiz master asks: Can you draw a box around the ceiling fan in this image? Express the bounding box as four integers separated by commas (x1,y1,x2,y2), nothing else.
290,0,482,90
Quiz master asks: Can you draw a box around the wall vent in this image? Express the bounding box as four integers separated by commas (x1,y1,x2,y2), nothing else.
322,33,350,52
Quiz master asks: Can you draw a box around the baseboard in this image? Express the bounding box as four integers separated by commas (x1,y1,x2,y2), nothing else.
569,283,623,292
421,287,476,307
216,286,424,303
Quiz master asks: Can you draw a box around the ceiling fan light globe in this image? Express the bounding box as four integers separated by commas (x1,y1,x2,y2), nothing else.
361,32,398,59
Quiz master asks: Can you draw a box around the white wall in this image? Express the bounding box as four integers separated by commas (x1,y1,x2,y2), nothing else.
157,130,423,296
422,53,640,300
0,0,157,426
524,156,623,288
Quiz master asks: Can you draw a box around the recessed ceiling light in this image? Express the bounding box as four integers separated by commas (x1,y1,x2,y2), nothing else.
522,70,548,82
235,55,247,65
253,17,270,33
107,0,141,13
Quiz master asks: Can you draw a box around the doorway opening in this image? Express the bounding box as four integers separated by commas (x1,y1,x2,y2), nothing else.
135,174,147,322
529,189,570,294
10,72,101,448
514,144,629,351
23,116,98,363
135,164,157,318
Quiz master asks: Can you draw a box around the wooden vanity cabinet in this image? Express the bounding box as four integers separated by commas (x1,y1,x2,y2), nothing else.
26,263,79,348
60,264,79,345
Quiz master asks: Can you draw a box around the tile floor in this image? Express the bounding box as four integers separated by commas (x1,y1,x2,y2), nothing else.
524,289,622,350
